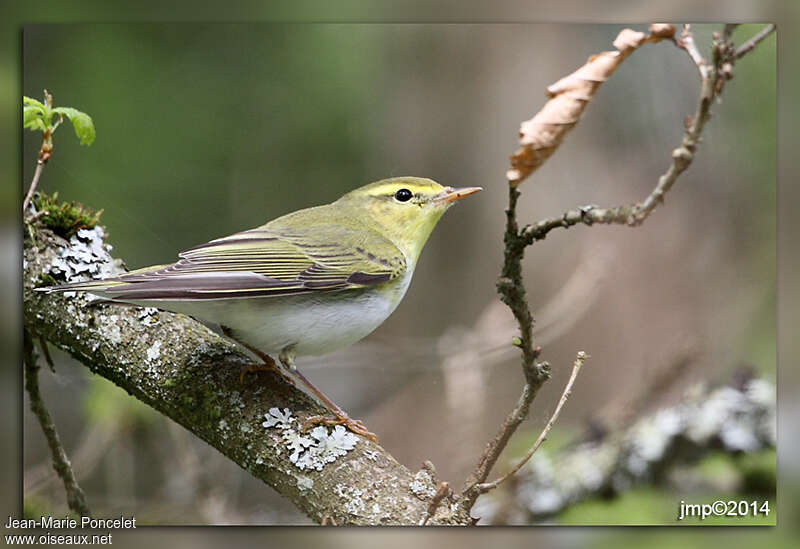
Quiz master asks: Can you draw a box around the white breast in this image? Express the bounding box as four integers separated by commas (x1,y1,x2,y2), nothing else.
155,269,414,357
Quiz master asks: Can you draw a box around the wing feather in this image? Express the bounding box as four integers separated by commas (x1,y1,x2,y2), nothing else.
48,221,406,301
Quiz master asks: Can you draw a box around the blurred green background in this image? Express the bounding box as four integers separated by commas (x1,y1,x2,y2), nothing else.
17,20,778,532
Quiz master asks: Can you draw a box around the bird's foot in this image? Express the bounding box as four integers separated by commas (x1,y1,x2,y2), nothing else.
301,412,379,443
239,358,295,386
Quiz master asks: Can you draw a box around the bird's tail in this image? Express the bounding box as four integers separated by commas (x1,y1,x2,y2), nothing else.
35,277,127,294
36,263,171,295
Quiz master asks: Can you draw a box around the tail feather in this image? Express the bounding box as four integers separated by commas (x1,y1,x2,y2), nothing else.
35,278,126,294
36,263,171,294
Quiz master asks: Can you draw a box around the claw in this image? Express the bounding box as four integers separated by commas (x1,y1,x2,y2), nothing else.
239,360,295,387
302,413,379,443
239,363,270,384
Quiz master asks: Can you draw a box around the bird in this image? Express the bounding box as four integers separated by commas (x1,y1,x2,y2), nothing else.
39,177,482,441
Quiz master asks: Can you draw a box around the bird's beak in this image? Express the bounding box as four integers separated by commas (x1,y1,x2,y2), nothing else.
434,186,483,204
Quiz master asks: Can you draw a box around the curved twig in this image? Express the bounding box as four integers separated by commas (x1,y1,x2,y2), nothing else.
23,329,91,517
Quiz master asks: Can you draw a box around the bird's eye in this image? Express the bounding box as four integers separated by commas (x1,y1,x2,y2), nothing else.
394,188,413,202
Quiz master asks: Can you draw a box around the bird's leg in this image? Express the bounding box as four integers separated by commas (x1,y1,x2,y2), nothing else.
279,346,378,443
221,327,295,386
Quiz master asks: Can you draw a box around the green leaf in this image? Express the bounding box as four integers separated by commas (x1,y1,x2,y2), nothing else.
23,105,47,131
52,106,96,145
23,96,45,108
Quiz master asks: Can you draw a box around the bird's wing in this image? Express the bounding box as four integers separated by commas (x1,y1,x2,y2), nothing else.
45,223,407,301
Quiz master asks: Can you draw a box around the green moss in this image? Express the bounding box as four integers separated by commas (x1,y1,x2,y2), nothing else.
38,272,57,288
31,191,103,239
209,404,223,420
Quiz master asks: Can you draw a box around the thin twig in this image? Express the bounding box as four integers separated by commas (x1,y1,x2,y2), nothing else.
23,90,55,215
23,329,91,517
734,24,776,59
22,163,44,214
37,334,56,373
474,351,587,494
518,22,771,245
722,24,739,43
678,24,708,77
321,515,338,526
458,22,774,516
420,481,451,526
458,25,680,512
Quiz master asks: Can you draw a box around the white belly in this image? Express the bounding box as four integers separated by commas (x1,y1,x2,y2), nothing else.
135,271,412,357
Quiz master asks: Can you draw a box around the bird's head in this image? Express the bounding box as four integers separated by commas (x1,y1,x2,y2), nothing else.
337,177,482,263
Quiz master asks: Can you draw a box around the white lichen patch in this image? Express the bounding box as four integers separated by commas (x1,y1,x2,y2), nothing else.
145,340,162,362
296,476,314,492
46,226,124,286
218,418,229,439
262,407,358,471
262,407,294,429
409,470,436,499
101,314,122,344
137,307,160,326
334,483,366,515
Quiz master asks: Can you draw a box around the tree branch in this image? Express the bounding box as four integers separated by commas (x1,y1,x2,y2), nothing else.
23,329,91,517
23,163,45,215
518,23,773,245
458,22,773,517
734,24,776,60
23,225,470,526
458,24,677,514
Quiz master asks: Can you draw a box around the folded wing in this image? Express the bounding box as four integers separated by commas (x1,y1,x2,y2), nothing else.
41,222,406,301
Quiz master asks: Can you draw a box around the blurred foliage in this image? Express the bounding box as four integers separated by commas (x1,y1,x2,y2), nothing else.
83,374,159,428
559,488,775,526
557,448,776,525
23,24,384,270
22,495,53,520
737,448,778,494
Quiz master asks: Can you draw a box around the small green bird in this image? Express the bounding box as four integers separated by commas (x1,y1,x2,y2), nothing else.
40,177,481,441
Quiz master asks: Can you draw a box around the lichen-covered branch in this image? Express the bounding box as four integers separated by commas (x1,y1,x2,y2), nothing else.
23,329,91,517
474,376,776,523
23,224,470,526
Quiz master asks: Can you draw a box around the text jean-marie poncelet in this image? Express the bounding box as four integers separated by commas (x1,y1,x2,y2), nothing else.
5,515,136,529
